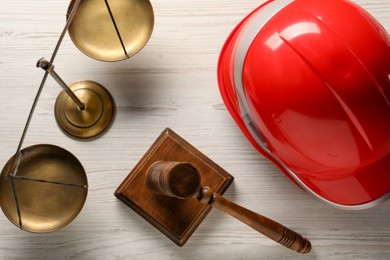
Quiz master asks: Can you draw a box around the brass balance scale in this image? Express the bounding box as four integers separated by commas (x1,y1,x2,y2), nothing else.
0,0,154,232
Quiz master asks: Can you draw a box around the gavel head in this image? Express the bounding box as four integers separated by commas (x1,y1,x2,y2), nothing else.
146,161,202,199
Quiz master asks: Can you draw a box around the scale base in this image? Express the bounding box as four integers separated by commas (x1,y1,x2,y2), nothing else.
115,128,233,246
55,80,115,140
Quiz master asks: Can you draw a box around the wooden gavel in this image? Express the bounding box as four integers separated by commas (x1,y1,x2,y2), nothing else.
146,161,311,254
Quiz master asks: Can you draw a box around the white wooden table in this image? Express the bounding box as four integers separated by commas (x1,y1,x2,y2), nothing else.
0,0,389,259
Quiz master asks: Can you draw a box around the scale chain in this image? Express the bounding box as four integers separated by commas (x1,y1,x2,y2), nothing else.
104,0,129,58
10,175,88,189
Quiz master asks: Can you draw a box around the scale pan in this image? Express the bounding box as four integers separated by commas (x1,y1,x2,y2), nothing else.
67,0,154,61
0,144,88,233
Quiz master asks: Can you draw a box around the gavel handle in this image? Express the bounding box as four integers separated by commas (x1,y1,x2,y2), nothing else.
198,188,311,254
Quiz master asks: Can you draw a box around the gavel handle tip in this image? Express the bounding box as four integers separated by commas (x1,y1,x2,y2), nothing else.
300,238,312,254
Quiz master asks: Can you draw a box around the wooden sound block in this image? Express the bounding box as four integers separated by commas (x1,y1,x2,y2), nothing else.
115,128,233,246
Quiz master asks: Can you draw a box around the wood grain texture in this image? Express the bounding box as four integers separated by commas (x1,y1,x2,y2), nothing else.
0,0,389,259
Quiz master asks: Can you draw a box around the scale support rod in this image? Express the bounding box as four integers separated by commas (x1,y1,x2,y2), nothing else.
37,58,85,110
12,0,82,161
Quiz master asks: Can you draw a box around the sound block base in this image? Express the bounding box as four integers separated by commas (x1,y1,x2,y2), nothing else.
115,128,233,246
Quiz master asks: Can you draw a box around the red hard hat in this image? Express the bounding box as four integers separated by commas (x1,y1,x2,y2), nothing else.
218,0,390,209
